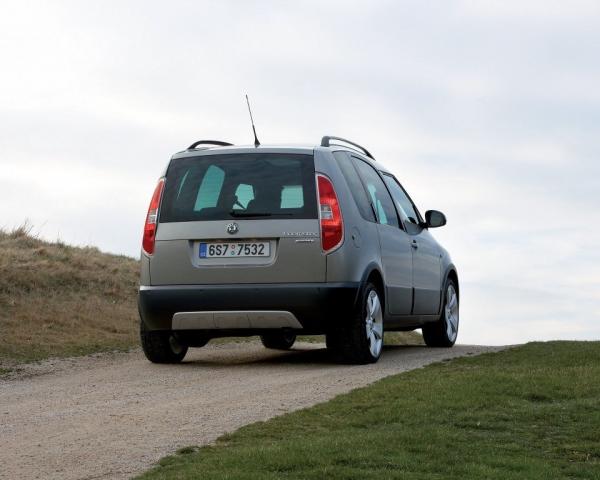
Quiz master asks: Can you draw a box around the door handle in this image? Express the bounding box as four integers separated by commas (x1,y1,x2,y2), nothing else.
411,240,418,249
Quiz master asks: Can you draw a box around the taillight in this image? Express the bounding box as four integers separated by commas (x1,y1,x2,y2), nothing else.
142,178,165,255
317,174,343,253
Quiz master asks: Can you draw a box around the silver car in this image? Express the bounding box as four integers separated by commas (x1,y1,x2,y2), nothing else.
138,136,459,364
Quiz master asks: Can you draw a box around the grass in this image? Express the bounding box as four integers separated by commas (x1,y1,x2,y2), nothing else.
138,341,600,480
0,225,140,367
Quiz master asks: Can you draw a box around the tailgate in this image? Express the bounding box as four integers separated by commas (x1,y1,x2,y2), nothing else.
150,219,324,284
149,151,324,285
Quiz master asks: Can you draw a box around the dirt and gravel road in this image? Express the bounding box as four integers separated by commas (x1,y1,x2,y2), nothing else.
0,342,504,480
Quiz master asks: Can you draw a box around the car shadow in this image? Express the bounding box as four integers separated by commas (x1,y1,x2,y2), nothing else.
179,343,428,368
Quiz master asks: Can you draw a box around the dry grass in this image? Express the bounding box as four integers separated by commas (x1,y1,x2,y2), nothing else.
384,330,424,345
0,225,140,365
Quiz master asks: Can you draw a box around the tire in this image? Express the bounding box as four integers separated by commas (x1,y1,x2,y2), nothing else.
140,321,188,363
326,282,384,364
422,278,459,347
260,331,297,350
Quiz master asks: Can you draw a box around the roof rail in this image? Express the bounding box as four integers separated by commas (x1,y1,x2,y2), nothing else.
187,140,233,150
320,136,374,160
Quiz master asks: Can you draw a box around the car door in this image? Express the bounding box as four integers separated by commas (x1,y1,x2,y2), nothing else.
383,175,442,315
351,157,413,315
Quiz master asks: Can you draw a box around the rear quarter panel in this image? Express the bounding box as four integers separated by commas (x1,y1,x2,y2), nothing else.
313,149,382,284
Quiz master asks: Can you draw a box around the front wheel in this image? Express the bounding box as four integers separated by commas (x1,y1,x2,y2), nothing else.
140,322,188,363
422,278,459,347
326,282,384,364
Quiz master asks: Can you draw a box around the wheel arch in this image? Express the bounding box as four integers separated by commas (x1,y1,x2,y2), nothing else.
357,262,385,310
446,267,459,299
438,264,459,316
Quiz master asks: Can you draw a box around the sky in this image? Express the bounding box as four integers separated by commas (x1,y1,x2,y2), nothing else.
1,0,599,345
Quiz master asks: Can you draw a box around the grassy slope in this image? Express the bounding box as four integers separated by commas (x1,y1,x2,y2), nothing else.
139,342,600,480
0,227,140,364
0,227,421,366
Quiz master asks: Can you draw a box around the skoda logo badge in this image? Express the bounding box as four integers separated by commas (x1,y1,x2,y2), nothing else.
226,222,239,235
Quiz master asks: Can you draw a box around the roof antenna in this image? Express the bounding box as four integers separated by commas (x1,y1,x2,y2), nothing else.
245,94,260,147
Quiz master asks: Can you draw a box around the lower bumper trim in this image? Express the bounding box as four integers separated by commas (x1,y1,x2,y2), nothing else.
138,282,360,333
172,310,302,330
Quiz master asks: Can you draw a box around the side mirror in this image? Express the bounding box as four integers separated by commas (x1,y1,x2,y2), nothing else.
425,210,446,228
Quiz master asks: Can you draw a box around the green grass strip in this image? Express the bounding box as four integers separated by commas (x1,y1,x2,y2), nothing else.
138,341,600,480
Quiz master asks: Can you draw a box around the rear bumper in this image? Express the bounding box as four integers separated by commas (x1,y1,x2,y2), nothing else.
138,282,360,334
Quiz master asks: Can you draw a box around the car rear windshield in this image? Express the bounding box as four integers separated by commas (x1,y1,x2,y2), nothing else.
159,153,317,222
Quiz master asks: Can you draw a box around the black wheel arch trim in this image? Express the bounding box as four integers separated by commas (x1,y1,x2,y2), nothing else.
438,263,459,316
356,262,386,309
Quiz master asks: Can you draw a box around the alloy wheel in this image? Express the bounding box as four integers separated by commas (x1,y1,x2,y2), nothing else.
365,290,384,358
444,284,459,342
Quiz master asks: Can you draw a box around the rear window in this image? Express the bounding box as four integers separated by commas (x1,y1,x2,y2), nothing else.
160,153,317,222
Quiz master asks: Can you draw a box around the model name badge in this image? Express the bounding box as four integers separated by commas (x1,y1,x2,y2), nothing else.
282,232,318,237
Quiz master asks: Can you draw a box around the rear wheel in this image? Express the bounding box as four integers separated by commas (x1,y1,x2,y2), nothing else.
260,331,297,350
422,278,459,347
326,282,384,364
140,322,188,363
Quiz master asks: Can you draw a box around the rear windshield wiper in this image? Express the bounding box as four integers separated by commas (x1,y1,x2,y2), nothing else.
230,211,271,217
229,210,293,217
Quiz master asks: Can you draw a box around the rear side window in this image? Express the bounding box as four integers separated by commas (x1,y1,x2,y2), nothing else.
352,158,400,228
333,152,376,222
160,153,317,222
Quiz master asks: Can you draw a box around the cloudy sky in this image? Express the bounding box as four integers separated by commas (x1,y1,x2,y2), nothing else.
1,1,599,344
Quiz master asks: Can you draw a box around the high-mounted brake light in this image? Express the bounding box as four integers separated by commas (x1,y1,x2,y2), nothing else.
317,174,343,253
142,178,165,255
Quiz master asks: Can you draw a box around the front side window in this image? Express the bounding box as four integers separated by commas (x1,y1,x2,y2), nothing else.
382,174,421,226
352,158,399,228
160,153,317,222
232,183,254,210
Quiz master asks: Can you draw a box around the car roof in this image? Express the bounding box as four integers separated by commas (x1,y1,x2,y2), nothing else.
171,144,315,160
170,144,392,175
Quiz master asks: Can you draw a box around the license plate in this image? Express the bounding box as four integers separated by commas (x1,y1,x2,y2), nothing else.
199,242,270,258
